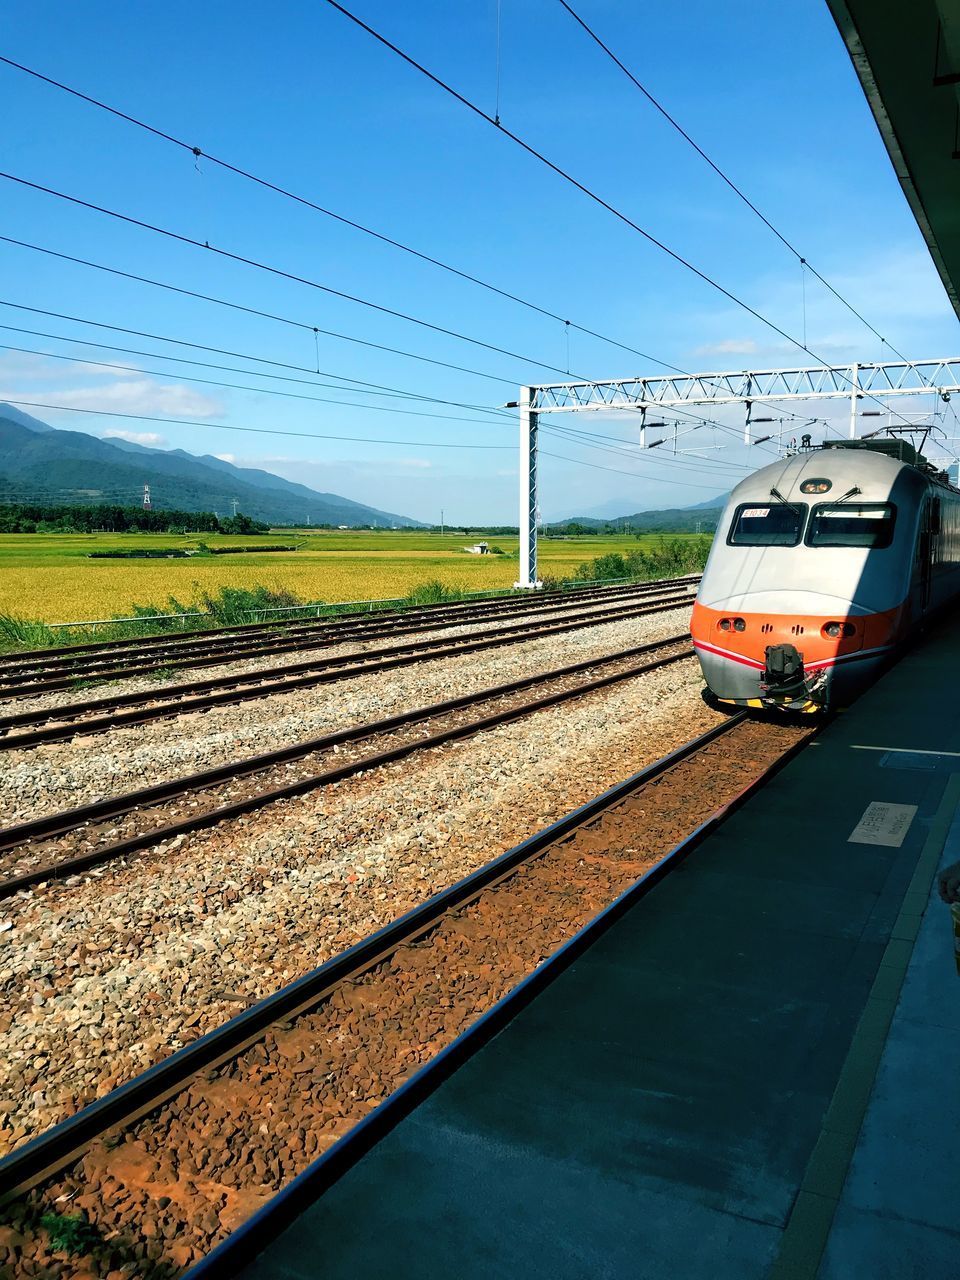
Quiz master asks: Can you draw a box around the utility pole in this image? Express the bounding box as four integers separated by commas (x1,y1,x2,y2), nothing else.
231,498,239,518
142,484,151,510
440,509,444,537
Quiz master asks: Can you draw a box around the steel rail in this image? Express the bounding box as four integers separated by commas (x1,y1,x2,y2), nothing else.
0,594,693,750
0,637,694,897
0,710,782,1205
0,580,689,696
0,575,702,673
186,714,815,1280
0,578,664,681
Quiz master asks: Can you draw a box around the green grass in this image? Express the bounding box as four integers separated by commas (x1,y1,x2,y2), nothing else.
40,1212,102,1255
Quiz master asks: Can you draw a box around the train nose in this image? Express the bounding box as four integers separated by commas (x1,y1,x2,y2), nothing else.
761,643,806,698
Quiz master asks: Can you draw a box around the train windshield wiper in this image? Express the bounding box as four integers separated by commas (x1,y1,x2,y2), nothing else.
834,486,862,503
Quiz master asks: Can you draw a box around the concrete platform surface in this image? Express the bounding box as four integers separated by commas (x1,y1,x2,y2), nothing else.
222,623,960,1280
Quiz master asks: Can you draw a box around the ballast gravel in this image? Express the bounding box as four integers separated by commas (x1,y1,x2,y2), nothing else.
0,586,689,719
0,605,692,826
0,657,715,1155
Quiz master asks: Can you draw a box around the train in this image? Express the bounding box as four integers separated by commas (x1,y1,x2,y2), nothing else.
690,438,960,712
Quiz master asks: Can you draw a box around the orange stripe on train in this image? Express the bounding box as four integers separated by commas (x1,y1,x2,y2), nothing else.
689,601,905,671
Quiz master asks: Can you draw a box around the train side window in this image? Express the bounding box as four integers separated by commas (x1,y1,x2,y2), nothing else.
931,498,942,535
807,503,896,549
728,502,806,546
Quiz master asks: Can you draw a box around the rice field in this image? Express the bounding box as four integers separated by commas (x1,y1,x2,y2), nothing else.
0,530,708,624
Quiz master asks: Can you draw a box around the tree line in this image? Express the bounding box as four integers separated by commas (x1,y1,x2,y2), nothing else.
0,502,270,535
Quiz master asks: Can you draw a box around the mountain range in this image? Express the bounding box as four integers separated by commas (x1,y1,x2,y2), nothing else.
551,497,728,532
0,406,423,527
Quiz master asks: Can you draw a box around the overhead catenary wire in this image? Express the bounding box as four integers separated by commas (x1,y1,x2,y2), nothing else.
0,399,515,450
3,189,816,438
0,300,513,414
543,429,750,484
0,133,872,434
544,420,758,474
554,0,912,364
1,44,915,477
0,343,514,428
538,442,732,491
0,235,517,389
0,53,703,377
318,0,922,431
0,297,782,452
0,171,595,382
1,37,928,465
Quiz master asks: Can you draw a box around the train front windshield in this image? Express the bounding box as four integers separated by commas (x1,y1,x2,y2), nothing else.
729,503,806,546
808,503,896,548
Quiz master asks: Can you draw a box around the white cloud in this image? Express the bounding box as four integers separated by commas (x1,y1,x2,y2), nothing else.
0,379,224,420
693,338,759,358
102,430,168,447
0,351,142,381
215,453,237,463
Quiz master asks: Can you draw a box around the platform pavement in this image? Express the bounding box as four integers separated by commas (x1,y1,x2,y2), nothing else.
223,620,960,1280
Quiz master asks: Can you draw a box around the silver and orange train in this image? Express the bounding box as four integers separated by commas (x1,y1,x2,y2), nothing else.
691,439,960,712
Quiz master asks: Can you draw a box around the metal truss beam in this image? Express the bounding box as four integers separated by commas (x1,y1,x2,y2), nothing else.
529,358,960,412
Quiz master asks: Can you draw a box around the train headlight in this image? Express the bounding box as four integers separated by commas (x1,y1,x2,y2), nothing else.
733,618,746,632
822,622,856,639
719,618,732,631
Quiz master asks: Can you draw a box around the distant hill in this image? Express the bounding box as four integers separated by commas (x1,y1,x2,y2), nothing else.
549,500,726,533
0,406,423,527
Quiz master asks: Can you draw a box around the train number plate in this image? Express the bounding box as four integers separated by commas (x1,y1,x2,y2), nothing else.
848,801,918,848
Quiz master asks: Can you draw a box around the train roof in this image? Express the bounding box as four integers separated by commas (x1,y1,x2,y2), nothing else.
730,440,958,504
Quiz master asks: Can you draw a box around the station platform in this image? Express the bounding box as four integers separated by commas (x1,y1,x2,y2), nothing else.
208,620,960,1279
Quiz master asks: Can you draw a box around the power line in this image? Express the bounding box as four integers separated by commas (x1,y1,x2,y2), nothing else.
1,36,923,452
0,172,585,380
0,299,784,454
0,221,843,440
555,0,912,363
0,148,895,438
0,52,702,376
320,0,920,430
0,300,511,414
545,420,757,474
0,342,513,428
539,443,730,491
0,399,515,450
545,429,749,484
0,235,515,388
0,320,509,414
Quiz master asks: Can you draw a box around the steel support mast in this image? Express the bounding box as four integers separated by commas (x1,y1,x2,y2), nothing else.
515,386,541,589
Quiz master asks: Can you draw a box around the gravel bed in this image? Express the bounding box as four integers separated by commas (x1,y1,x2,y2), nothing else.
0,606,692,826
2,718,806,1279
0,656,711,1156
0,586,692,718
0,643,693,883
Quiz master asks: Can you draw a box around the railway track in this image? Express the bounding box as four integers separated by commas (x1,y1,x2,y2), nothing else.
0,579,693,699
0,634,694,897
0,588,694,751
0,577,701,692
0,713,813,1279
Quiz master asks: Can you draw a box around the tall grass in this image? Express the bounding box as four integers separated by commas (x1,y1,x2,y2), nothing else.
0,612,58,650
575,536,711,584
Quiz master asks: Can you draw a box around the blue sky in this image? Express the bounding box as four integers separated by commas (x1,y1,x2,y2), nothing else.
3,0,959,522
